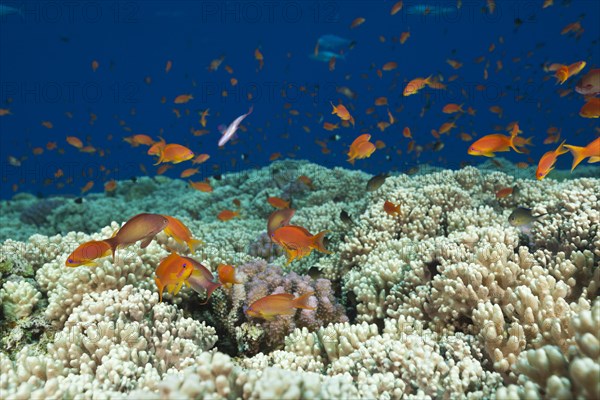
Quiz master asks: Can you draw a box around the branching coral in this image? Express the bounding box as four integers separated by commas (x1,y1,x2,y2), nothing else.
206,259,347,355
0,162,598,399
1,285,217,398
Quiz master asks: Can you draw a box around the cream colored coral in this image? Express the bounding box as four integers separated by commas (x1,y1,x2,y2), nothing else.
1,285,217,399
36,228,165,327
0,280,41,320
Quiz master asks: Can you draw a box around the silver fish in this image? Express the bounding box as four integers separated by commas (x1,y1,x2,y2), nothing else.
0,4,22,17
217,106,253,147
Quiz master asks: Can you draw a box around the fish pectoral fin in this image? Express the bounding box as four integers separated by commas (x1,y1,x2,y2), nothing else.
173,281,184,296
140,236,155,249
166,283,176,294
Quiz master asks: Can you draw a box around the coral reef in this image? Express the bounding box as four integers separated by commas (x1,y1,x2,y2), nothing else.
0,161,598,399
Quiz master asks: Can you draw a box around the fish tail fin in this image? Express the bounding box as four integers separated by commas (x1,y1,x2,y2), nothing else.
563,144,588,171
312,230,331,254
197,281,222,305
188,239,204,253
103,237,118,261
292,291,316,310
155,278,164,302
330,101,337,114
509,129,523,154
556,140,569,155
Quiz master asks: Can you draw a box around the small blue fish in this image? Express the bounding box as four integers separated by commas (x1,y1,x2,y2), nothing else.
317,34,354,51
309,50,346,63
407,4,456,16
0,4,22,17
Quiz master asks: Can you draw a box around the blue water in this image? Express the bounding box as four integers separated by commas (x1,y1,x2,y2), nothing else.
1,0,598,199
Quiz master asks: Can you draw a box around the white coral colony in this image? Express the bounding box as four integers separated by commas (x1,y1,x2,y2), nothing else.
0,161,599,398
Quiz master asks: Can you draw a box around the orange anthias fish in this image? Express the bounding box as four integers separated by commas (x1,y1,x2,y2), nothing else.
174,94,194,104
330,102,355,126
403,76,431,96
66,136,84,149
536,140,569,180
564,137,600,171
147,137,166,156
246,292,315,320
383,200,401,216
267,209,295,237
350,17,365,29
271,225,330,264
184,257,222,304
217,209,239,221
65,240,112,267
154,144,194,165
192,153,210,164
579,98,600,118
255,48,264,70
467,128,522,157
163,215,203,252
180,168,199,178
189,181,213,192
124,134,155,147
217,264,241,287
347,134,376,164
267,196,290,209
104,180,117,192
495,185,518,199
442,103,464,114
104,213,169,259
555,61,586,84
200,109,210,127
154,252,194,302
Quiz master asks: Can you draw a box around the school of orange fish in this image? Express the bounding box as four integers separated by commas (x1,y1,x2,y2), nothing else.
3,0,599,318
2,1,599,197
65,204,326,319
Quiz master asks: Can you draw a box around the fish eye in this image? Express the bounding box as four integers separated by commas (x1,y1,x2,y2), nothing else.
182,263,187,268
68,258,73,263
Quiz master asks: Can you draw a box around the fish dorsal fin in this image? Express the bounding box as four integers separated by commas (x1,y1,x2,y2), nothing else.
268,293,295,300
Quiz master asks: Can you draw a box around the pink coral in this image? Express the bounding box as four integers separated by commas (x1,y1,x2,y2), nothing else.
224,260,347,354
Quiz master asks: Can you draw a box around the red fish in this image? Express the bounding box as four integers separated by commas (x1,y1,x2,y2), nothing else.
184,257,222,304
155,252,194,302
536,141,569,180
271,225,330,264
65,240,112,267
217,264,241,287
267,209,295,237
564,137,600,171
267,196,290,209
246,292,315,320
163,215,203,252
467,128,522,157
104,213,169,259
153,144,194,165
330,102,355,126
347,134,376,164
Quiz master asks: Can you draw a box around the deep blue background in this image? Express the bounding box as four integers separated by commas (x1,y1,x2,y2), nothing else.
1,0,598,198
